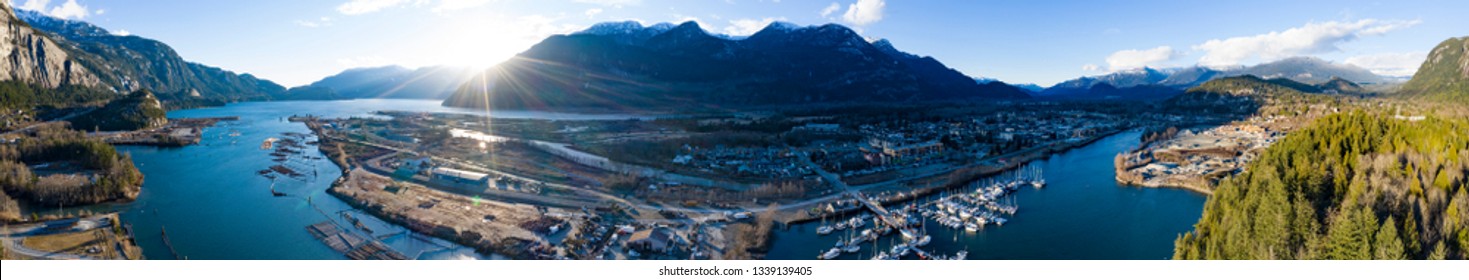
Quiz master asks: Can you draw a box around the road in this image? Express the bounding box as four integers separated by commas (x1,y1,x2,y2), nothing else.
0,216,112,260
0,107,96,137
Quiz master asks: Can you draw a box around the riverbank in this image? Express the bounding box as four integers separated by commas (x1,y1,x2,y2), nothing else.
326,168,550,259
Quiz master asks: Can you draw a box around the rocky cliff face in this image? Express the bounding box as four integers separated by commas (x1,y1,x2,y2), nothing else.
0,3,101,89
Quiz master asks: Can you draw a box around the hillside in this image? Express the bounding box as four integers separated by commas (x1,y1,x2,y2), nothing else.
68,90,167,132
1399,36,1469,103
1174,112,1469,259
1162,75,1319,116
443,21,1027,110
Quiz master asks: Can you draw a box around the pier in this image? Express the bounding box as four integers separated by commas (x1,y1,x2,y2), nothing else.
848,190,933,258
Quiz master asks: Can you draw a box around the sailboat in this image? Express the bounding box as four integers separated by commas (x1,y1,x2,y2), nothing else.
816,216,834,235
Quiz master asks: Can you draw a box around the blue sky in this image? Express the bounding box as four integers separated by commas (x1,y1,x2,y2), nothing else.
11,0,1468,87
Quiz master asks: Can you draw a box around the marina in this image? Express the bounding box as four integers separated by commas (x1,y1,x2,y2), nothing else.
803,166,1040,260
766,130,1208,260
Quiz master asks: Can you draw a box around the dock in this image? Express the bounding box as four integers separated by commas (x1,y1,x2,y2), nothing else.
306,222,407,260
846,190,946,259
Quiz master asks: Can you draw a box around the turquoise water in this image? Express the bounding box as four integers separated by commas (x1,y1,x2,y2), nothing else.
766,131,1210,260
114,100,634,260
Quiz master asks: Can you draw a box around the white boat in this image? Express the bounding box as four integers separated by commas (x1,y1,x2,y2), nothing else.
965,222,979,232
954,250,968,260
820,248,842,260
816,226,834,235
843,244,861,253
914,235,932,247
994,217,1007,226
870,252,892,260
834,222,848,231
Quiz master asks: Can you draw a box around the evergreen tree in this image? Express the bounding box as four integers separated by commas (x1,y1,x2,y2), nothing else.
1373,216,1406,259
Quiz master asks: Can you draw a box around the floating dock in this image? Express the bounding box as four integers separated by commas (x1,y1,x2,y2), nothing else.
306,222,407,260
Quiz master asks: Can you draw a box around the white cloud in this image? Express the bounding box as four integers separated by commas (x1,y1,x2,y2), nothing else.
17,0,49,11
48,0,89,19
840,0,884,26
336,0,412,15
723,17,785,36
1193,19,1420,67
584,8,603,18
819,2,840,18
574,0,640,8
111,29,129,36
296,17,334,28
16,0,93,19
1081,64,1101,72
94,8,102,15
1345,51,1427,77
1105,46,1180,71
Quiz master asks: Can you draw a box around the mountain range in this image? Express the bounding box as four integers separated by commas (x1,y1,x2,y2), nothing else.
1037,57,1393,100
13,9,288,105
443,21,1029,110
291,65,477,100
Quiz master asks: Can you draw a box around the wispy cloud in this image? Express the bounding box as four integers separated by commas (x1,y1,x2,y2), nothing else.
295,17,334,28
840,0,885,27
17,0,49,11
431,0,494,13
584,8,603,18
574,0,641,8
1345,51,1427,77
1193,19,1420,66
336,0,414,15
1105,46,1180,71
819,2,840,18
1081,64,1101,72
724,17,785,36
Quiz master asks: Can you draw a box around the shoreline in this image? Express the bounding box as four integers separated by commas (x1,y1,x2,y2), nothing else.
1113,169,1216,195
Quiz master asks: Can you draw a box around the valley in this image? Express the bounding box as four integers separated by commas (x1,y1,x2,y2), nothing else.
1,0,1466,264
